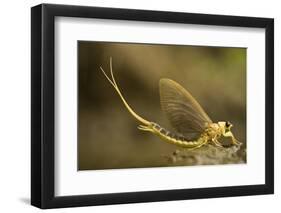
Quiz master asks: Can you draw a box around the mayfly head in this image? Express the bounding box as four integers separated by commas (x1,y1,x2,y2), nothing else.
218,121,233,132
219,121,242,146
225,121,233,132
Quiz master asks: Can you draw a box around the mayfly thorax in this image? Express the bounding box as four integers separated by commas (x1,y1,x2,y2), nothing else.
100,58,242,150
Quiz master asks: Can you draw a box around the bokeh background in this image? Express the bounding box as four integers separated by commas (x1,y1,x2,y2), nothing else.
78,41,246,170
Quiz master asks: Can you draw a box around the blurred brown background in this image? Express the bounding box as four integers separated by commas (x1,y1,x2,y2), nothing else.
78,41,246,170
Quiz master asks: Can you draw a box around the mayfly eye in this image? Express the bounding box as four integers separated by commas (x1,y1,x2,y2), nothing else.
226,121,232,129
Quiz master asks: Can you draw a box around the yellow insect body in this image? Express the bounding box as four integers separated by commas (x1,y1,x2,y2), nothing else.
100,58,241,149
138,122,207,148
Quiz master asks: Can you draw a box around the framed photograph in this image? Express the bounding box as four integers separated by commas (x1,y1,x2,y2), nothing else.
31,4,274,209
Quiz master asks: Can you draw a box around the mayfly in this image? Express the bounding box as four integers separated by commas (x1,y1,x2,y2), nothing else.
100,58,242,150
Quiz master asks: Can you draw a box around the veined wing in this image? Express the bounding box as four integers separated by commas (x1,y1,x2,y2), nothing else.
159,78,212,140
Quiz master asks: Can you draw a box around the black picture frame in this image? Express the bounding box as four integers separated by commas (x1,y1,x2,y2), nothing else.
31,3,274,209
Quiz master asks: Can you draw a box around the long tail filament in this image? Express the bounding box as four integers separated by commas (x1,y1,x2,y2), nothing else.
100,58,150,126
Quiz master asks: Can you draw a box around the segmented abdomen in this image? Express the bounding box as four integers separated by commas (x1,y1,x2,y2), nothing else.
151,122,203,148
152,123,185,140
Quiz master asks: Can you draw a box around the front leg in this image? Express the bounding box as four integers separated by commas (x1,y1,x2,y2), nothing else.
223,131,242,145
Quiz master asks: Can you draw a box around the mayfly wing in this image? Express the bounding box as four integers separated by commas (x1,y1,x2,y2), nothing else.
159,78,212,140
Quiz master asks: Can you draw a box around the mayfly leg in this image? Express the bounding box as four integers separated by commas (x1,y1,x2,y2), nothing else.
212,139,224,148
223,131,242,145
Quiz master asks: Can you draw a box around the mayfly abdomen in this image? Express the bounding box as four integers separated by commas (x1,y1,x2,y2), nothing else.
152,123,187,142
150,122,208,148
151,123,174,137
